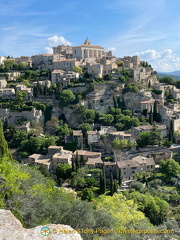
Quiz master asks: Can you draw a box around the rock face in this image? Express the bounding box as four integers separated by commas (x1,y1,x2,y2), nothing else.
0,209,82,240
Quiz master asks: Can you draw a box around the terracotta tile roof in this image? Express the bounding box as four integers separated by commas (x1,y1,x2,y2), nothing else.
86,157,103,165
134,124,166,131
73,44,104,49
73,130,83,136
117,156,155,168
141,100,155,104
75,150,101,157
87,131,97,135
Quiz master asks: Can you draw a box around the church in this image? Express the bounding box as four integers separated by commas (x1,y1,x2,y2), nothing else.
72,38,105,60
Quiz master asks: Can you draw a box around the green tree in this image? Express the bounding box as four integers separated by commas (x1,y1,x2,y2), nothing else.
16,91,27,106
78,123,92,135
11,130,28,148
118,169,122,187
149,107,153,125
82,109,95,123
102,165,106,194
81,188,94,201
149,122,162,147
116,61,124,67
137,132,151,148
0,121,11,159
153,100,161,122
55,124,72,145
59,90,76,107
103,73,112,80
160,158,180,180
103,114,114,125
112,138,136,150
73,66,82,74
110,172,114,196
56,163,72,180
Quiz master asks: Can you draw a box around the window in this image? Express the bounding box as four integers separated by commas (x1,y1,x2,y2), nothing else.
75,50,76,54
132,171,135,174
124,172,126,175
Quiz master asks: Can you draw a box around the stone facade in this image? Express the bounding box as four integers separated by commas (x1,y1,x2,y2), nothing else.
72,38,105,61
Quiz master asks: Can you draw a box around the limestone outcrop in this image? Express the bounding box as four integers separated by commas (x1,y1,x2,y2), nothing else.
0,209,82,240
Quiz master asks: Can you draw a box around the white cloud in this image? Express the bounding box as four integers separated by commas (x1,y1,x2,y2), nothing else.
108,47,116,52
44,47,53,54
43,35,72,54
134,49,180,72
47,35,72,47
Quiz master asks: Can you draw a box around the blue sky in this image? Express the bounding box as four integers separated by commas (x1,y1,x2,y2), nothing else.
0,0,180,72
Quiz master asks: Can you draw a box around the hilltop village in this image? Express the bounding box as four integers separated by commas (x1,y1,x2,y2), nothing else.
0,39,180,239
0,38,180,174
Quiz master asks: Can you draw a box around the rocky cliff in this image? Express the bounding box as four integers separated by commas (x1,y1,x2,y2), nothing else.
0,209,82,240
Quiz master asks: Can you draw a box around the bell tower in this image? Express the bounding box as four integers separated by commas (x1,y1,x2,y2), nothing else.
84,37,91,45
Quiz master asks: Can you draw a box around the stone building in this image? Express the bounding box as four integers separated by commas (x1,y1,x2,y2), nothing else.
53,59,80,71
53,45,73,61
73,130,83,149
72,38,105,61
87,130,99,145
117,156,155,181
31,53,53,70
0,78,7,88
132,124,167,139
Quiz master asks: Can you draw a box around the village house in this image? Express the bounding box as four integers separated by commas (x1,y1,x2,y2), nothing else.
172,86,180,100
31,53,53,70
16,84,32,94
98,126,117,135
53,45,73,61
104,162,117,178
73,130,83,149
53,59,80,71
0,88,15,97
86,157,103,169
0,56,6,65
140,99,155,112
74,150,101,163
0,78,7,88
87,130,99,145
32,80,51,88
108,131,133,141
28,146,73,171
28,154,51,169
7,71,21,81
117,156,155,181
132,124,167,139
51,149,73,170
14,56,32,67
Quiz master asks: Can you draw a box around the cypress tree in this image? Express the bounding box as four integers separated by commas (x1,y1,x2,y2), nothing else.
149,107,153,125
169,120,174,142
72,159,75,172
102,165,106,194
0,121,11,159
118,168,122,187
113,96,117,108
100,171,103,192
148,80,151,88
110,172,113,196
153,101,158,122
113,180,118,194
